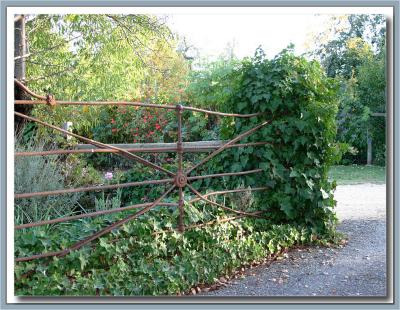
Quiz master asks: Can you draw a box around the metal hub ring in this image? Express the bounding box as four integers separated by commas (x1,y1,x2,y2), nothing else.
174,173,187,188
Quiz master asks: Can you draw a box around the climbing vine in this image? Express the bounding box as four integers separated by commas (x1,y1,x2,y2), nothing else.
199,47,341,235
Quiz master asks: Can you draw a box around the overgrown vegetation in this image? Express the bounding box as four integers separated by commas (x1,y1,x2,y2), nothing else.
15,205,341,296
14,135,83,225
15,47,342,295
196,47,340,236
15,13,385,296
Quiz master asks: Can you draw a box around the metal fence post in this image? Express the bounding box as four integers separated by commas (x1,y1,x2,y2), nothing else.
175,104,185,232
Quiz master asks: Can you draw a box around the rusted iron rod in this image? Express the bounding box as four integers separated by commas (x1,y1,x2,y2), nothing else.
15,100,176,110
14,112,174,177
15,202,178,230
176,105,185,232
186,120,271,175
14,79,46,100
14,81,263,117
15,142,272,157
15,178,173,199
15,249,69,263
188,187,269,203
75,141,224,151
15,185,176,262
186,184,264,218
182,106,264,118
187,168,263,181
14,99,263,118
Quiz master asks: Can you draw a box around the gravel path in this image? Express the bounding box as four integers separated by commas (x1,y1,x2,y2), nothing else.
202,183,387,296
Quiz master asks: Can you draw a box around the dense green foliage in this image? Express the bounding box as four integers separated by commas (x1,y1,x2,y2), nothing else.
23,14,189,139
310,14,386,165
185,56,242,110
196,48,340,235
15,207,330,296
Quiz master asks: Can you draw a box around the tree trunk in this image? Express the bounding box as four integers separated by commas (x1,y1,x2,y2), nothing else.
14,15,33,136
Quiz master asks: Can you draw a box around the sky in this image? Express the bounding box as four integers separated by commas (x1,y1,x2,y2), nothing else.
165,14,329,60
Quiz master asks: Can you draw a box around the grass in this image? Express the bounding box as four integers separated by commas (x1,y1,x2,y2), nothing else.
328,165,386,185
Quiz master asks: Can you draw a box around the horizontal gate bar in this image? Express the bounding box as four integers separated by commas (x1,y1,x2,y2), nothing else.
15,99,177,110
14,169,264,199
15,99,263,118
15,142,271,156
188,187,269,203
187,184,263,218
76,141,223,151
15,202,178,230
188,168,263,181
15,178,173,199
15,80,264,117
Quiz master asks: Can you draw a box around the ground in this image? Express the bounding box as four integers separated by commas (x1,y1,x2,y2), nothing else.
202,183,387,297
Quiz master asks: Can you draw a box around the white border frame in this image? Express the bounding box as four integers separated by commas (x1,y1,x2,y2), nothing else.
7,6,393,303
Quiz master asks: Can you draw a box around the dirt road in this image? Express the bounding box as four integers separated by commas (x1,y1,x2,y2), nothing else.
202,183,387,296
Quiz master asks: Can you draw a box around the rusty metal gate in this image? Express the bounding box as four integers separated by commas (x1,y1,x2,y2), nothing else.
14,79,272,263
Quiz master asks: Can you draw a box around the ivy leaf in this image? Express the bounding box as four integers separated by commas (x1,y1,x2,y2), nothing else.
79,252,88,270
320,188,329,199
279,199,294,218
289,169,299,178
306,179,314,189
237,102,247,111
240,155,248,167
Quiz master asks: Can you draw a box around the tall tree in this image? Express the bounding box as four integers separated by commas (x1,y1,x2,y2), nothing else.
21,14,189,138
308,14,386,164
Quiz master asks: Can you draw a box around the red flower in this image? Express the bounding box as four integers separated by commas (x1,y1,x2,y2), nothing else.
111,118,115,124
155,123,161,130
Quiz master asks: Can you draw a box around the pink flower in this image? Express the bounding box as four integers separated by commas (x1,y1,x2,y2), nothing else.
104,172,113,180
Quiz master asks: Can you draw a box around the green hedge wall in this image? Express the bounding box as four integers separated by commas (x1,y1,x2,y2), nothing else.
200,48,341,236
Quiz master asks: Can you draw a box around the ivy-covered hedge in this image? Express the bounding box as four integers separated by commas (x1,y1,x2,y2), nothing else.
200,48,340,235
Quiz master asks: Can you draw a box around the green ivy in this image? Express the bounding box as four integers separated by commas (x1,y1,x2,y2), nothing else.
201,47,341,235
15,206,331,296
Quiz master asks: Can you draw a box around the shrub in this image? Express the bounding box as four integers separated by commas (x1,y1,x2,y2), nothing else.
201,47,341,236
14,134,83,225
